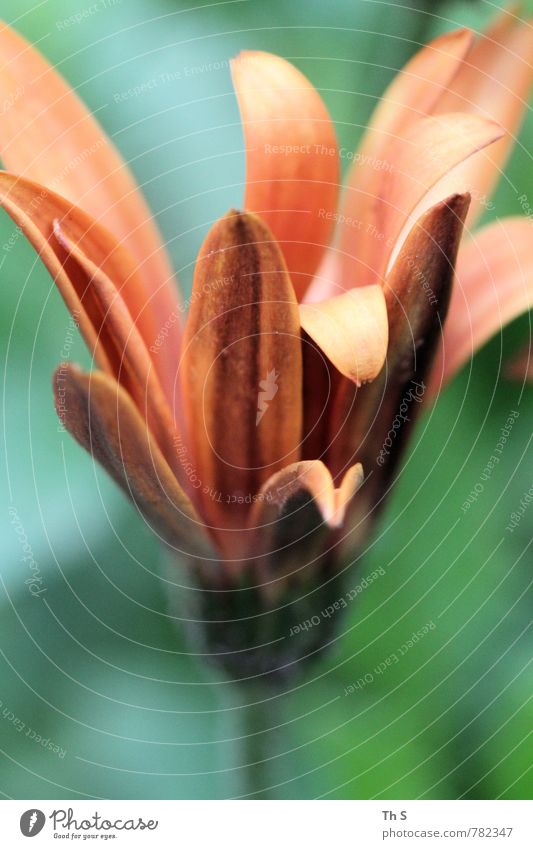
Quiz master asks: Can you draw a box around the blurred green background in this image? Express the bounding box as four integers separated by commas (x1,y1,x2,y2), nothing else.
0,0,531,799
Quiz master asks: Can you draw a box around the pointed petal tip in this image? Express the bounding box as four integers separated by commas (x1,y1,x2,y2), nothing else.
221,207,267,230
230,49,302,74
230,49,268,66
329,463,364,528
432,26,474,51
230,48,253,64
435,190,472,220
201,206,290,266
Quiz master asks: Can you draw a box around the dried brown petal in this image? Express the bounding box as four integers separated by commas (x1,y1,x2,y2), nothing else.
181,210,302,533
330,193,470,531
54,364,214,558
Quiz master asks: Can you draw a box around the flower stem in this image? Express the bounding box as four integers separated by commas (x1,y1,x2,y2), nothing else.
239,684,277,799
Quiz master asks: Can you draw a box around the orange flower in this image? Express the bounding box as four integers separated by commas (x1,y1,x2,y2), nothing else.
0,11,531,675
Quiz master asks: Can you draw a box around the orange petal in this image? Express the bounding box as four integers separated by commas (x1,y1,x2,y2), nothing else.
431,217,533,391
54,364,214,558
0,23,181,394
333,28,473,291
433,10,533,225
378,112,502,280
231,51,339,300
0,172,112,373
52,219,186,485
0,172,171,391
362,28,474,146
299,285,388,384
180,210,302,534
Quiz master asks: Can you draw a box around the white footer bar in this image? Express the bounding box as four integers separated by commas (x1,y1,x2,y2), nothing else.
1,800,531,848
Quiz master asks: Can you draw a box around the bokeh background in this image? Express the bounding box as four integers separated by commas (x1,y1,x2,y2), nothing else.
0,0,531,799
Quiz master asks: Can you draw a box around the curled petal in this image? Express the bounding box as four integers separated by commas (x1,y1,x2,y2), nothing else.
321,113,501,293
248,460,363,576
0,172,163,376
329,194,470,498
231,51,339,300
0,172,112,372
181,210,302,533
299,285,388,384
379,112,502,279
53,220,185,484
431,217,533,392
0,24,182,395
332,27,473,292
251,459,364,531
54,365,214,558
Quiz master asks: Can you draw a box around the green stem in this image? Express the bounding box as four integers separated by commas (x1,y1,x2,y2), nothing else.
239,684,276,799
